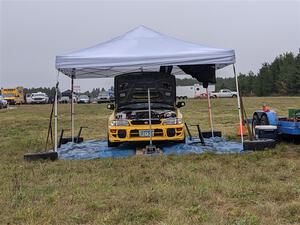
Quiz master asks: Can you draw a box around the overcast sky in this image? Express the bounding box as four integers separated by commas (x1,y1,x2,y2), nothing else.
1,0,299,91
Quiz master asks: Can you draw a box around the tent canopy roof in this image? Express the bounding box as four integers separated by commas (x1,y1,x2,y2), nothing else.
55,26,235,79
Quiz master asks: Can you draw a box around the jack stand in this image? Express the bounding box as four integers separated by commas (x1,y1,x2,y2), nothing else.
185,123,206,145
141,88,163,155
190,124,205,145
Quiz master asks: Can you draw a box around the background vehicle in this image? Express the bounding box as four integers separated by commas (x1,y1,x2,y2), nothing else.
252,107,300,138
97,91,111,103
211,89,237,98
59,96,70,104
77,95,90,104
31,92,49,104
25,94,33,104
1,87,25,104
176,84,215,99
0,95,8,109
109,93,115,102
107,72,186,147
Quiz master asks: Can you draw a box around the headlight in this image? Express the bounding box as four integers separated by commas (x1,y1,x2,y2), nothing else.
111,119,129,126
163,117,182,125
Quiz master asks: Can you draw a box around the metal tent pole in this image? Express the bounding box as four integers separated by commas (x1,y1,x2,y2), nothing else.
206,87,214,138
233,64,244,144
54,71,59,152
71,76,74,142
147,88,153,146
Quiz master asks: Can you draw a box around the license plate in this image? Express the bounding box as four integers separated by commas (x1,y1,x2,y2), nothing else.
139,130,154,137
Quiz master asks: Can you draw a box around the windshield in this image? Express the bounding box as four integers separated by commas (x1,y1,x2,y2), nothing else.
3,93,15,97
32,94,45,97
118,103,173,111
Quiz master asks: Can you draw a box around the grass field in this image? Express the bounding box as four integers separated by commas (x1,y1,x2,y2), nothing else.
0,97,299,225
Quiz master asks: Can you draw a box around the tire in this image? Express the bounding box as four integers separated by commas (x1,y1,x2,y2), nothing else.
243,139,276,151
176,136,186,144
260,114,269,125
232,94,237,98
252,114,260,136
107,135,120,147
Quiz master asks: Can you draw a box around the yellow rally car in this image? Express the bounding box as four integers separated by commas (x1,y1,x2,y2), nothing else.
107,71,186,147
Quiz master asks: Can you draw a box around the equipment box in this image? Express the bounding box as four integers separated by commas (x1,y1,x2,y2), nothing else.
255,125,278,140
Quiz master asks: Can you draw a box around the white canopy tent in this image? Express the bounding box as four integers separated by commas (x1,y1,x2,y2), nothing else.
55,26,243,151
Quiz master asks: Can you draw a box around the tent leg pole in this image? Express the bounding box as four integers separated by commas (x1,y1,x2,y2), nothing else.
233,64,244,144
71,76,74,143
206,87,214,138
54,71,59,152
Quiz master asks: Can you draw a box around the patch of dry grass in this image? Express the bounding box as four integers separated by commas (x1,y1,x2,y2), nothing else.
0,97,299,224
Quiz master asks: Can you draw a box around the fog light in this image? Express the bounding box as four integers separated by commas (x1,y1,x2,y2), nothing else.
118,129,126,138
167,128,175,137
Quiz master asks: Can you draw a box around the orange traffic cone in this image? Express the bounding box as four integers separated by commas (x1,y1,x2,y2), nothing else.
237,124,248,136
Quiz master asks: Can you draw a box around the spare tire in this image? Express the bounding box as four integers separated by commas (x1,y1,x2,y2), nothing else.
243,139,276,151
24,151,58,161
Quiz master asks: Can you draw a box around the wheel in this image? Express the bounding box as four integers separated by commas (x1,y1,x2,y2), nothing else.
260,114,269,125
176,136,186,144
232,94,237,98
107,135,120,147
252,114,260,136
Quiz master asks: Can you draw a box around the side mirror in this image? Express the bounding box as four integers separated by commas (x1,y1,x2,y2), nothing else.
107,103,115,110
176,101,185,108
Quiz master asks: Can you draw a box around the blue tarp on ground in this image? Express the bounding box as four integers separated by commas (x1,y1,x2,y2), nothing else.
58,137,243,160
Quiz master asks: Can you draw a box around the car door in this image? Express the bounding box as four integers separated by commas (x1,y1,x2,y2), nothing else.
222,90,231,98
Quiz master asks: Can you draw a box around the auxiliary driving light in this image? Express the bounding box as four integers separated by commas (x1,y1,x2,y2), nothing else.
167,128,176,137
118,130,127,138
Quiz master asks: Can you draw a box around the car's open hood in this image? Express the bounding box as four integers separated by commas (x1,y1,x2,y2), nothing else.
114,72,176,110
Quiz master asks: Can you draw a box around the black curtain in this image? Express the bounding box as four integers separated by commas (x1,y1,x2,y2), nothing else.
179,64,216,88
159,64,216,88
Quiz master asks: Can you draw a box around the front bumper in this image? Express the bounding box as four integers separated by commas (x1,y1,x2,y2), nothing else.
32,99,47,103
108,124,185,143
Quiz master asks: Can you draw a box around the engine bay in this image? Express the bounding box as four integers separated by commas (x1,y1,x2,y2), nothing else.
115,109,176,120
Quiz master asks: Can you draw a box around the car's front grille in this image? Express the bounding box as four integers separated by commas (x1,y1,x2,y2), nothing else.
33,98,43,100
130,119,161,125
130,129,163,137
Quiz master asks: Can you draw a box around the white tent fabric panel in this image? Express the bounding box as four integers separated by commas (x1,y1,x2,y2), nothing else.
56,26,235,78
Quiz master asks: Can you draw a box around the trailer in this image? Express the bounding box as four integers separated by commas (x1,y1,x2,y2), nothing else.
176,84,215,99
252,107,300,140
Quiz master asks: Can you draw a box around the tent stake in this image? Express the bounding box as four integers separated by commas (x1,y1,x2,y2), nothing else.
233,64,244,144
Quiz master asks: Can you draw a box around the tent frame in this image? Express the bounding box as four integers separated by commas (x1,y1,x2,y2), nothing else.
53,65,243,152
